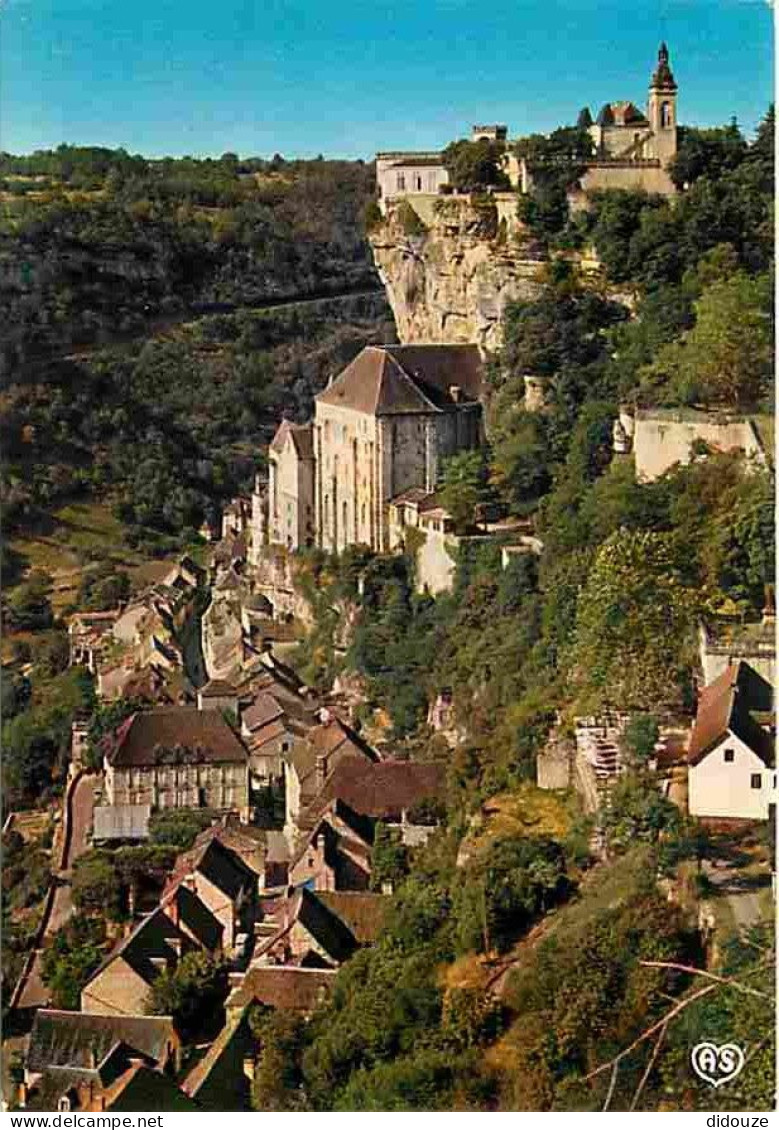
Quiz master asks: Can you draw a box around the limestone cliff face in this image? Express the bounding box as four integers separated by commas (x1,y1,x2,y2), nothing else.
369,195,546,353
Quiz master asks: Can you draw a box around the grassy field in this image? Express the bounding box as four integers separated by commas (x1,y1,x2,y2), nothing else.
8,499,183,614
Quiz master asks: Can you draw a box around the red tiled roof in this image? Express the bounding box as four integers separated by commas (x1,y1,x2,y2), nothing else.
688,662,775,766
243,692,284,733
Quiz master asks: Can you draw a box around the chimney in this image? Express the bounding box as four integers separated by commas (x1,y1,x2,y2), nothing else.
315,832,325,857
449,384,462,403
316,754,327,789
169,891,179,927
243,1055,256,1082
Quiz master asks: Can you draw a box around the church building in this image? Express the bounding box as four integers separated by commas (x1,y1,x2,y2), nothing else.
264,343,484,554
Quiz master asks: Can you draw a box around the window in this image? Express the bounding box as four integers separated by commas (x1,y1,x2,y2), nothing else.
661,101,672,128
751,773,762,790
723,748,735,763
415,175,422,191
397,173,405,191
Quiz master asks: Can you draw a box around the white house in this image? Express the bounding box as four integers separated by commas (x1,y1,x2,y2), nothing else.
687,662,775,820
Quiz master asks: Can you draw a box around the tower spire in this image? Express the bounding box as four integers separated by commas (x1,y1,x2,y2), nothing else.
651,41,677,91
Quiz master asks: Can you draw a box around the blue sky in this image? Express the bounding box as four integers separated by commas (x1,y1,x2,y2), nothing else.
0,0,774,159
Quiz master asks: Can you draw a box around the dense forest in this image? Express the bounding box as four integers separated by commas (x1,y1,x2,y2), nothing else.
1,150,393,544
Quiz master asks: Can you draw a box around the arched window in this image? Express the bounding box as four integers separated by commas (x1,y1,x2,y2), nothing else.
661,102,672,128
342,500,348,541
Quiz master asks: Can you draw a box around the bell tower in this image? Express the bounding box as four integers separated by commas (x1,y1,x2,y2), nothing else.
647,42,678,167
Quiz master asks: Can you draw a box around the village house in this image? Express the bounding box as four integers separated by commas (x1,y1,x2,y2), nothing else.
22,1010,188,1112
81,908,203,1016
282,712,379,846
289,798,375,892
262,344,484,555
102,706,250,820
240,690,295,785
225,965,335,1022
687,661,776,821
312,756,447,847
252,887,389,969
162,835,258,952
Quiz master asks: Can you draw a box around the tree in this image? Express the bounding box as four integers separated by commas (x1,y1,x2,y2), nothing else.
621,714,660,765
146,951,228,1039
41,915,107,1009
148,808,215,850
669,122,747,189
442,139,509,192
571,529,697,710
71,851,122,918
438,450,489,533
5,570,53,631
370,823,410,892
641,272,773,407
250,1009,308,1111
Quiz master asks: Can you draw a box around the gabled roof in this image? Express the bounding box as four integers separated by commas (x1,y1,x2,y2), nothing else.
227,966,335,1014
316,345,483,417
243,691,285,733
270,419,315,460
199,679,237,699
107,1065,199,1111
164,837,256,904
314,758,447,819
315,892,390,944
161,884,223,953
296,888,359,963
27,1011,176,1074
688,661,775,766
104,707,248,768
85,907,196,997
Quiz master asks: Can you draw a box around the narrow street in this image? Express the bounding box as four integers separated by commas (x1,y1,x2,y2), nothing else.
12,774,96,1010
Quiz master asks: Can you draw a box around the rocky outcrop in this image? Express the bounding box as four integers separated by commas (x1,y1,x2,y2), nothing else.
369,195,546,353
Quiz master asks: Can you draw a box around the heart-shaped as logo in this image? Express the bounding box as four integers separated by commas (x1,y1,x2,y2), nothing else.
691,1042,745,1088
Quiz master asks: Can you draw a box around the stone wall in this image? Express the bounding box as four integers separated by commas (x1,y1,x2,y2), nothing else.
632,410,766,482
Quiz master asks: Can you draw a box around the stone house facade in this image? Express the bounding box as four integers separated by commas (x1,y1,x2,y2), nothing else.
264,344,483,555
102,707,250,821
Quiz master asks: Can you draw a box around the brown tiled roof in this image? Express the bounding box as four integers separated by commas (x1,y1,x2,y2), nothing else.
243,692,285,733
164,837,256,903
270,419,315,460
228,966,335,1013
316,344,483,417
200,679,236,698
315,759,446,819
247,717,289,751
28,1010,176,1073
316,892,390,944
161,885,223,952
288,716,377,791
105,707,248,768
688,661,775,766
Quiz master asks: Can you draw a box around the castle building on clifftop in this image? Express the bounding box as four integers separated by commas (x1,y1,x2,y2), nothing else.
261,344,484,555
376,43,678,211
